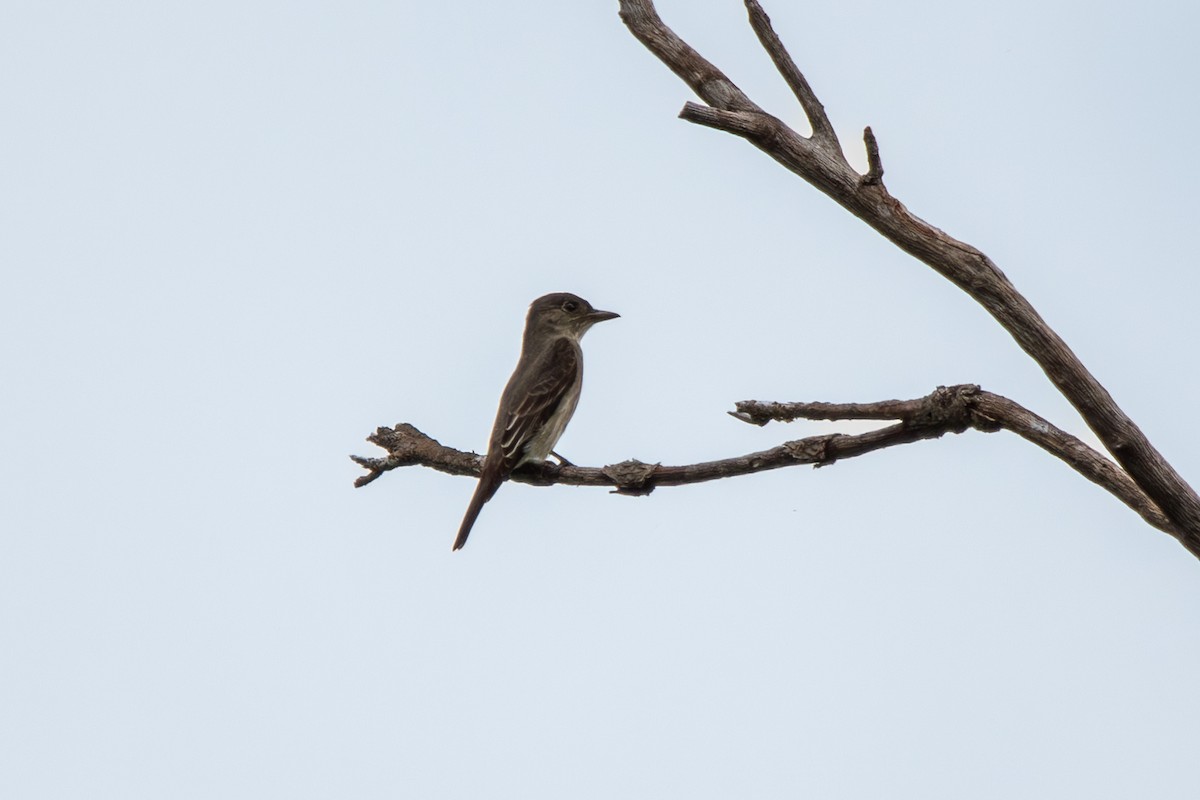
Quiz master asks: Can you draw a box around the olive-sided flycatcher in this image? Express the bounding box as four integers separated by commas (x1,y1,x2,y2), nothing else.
453,292,619,550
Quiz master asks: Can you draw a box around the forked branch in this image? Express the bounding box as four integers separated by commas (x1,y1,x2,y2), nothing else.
616,0,1200,556
743,0,837,145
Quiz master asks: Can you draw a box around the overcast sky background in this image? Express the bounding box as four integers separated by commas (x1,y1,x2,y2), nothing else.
4,1,1200,797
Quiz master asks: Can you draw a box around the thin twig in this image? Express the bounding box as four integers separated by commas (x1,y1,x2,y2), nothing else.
743,0,838,145
678,102,771,138
617,0,759,113
861,126,884,185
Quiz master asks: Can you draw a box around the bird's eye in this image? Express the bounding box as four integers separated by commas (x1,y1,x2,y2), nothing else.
562,300,579,313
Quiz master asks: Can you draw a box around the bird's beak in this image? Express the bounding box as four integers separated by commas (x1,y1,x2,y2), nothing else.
587,309,620,324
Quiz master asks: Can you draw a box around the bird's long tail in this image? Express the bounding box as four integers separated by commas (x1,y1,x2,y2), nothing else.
453,466,504,551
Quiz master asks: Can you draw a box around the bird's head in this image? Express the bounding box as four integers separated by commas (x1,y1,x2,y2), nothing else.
526,292,620,340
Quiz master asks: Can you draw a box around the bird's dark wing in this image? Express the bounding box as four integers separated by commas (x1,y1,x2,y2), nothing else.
453,338,580,552
495,337,580,468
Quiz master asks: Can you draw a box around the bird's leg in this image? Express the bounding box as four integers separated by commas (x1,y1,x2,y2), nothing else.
549,450,574,467
512,458,563,485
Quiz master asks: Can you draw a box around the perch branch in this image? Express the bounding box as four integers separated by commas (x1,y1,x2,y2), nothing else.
618,0,1200,555
353,415,956,495
354,386,1185,551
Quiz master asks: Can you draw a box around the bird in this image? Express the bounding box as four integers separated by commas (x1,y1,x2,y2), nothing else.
453,292,619,550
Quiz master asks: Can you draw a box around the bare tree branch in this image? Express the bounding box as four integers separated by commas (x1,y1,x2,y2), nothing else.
743,0,838,145
352,386,1187,552
617,0,1200,554
617,0,760,113
353,389,981,494
734,388,1178,541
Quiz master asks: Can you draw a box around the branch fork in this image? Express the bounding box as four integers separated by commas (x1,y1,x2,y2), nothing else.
612,0,1198,556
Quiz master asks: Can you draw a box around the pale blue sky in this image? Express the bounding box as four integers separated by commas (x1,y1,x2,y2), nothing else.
3,1,1199,798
